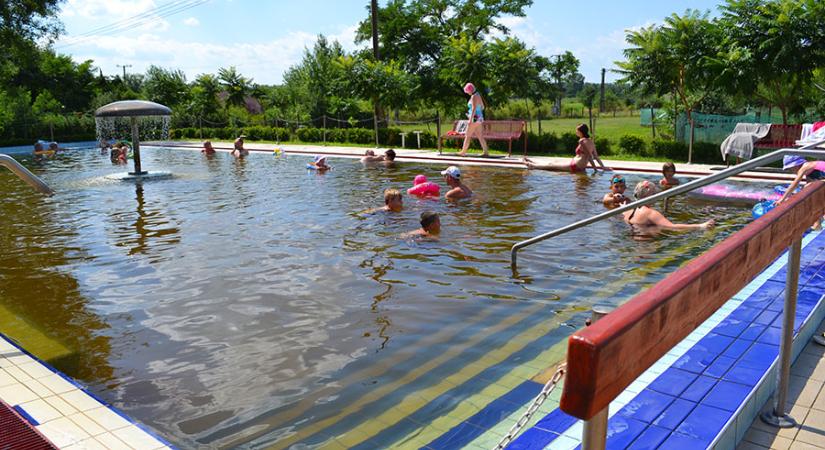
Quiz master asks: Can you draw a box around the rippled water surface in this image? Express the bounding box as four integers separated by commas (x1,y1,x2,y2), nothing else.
0,147,753,448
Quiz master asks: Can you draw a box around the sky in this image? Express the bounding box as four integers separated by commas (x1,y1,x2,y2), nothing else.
54,0,724,85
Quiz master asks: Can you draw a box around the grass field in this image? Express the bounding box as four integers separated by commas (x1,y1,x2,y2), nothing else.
395,115,660,143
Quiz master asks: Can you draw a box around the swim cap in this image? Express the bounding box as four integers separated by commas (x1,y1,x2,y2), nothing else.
463,83,476,95
783,155,806,170
313,155,327,163
414,175,427,185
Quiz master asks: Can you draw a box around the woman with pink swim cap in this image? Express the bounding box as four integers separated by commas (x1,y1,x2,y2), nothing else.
459,82,490,157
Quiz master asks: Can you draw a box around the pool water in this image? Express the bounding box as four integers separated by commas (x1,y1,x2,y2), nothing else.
0,147,752,448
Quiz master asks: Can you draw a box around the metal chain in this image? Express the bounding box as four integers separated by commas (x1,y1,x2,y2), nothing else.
493,364,566,450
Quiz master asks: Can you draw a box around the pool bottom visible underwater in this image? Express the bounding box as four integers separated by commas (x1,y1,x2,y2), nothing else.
0,147,753,448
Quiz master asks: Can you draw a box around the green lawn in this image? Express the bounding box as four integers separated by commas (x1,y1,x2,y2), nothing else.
395,115,659,143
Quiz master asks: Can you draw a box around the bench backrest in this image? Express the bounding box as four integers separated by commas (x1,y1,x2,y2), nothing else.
450,120,525,137
756,124,803,148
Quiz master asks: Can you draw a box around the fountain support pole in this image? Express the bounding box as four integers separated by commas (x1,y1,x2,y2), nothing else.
130,117,146,175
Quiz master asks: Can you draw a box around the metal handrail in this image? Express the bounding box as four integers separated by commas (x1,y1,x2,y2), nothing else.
510,140,825,272
0,154,54,195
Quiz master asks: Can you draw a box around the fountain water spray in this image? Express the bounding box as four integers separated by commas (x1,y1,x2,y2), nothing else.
95,100,172,179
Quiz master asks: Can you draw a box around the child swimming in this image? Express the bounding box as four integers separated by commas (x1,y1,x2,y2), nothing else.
308,155,331,171
660,162,680,188
603,175,629,208
403,211,441,239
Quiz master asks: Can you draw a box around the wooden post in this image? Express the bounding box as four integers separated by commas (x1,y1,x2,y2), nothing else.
436,111,442,154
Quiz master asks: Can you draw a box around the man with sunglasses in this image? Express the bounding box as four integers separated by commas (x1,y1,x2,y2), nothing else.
603,175,630,208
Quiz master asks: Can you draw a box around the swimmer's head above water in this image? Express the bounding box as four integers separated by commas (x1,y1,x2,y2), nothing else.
634,180,657,199
383,188,403,212
420,211,440,234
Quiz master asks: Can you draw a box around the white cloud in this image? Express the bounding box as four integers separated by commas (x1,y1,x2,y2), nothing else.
183,17,200,27
60,26,360,84
62,0,157,19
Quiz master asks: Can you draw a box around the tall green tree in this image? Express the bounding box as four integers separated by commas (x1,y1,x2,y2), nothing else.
218,66,252,107
617,10,723,163
142,66,189,108
355,0,533,112
547,51,580,116
281,35,356,119
719,0,825,124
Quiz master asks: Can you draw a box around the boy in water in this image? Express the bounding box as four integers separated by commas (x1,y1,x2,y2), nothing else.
383,149,397,166
442,166,472,199
603,175,629,208
404,211,441,239
365,189,403,214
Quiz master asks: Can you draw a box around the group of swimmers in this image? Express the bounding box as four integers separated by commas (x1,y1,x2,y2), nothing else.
602,162,714,232
364,163,474,239
198,136,248,158
32,141,64,159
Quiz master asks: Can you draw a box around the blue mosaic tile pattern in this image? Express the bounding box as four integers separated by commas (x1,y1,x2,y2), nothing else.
499,230,825,450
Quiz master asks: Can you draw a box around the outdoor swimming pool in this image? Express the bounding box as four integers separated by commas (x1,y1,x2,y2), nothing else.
0,146,754,448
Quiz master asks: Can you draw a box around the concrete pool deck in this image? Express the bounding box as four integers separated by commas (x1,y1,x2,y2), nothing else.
0,334,173,449
148,140,800,184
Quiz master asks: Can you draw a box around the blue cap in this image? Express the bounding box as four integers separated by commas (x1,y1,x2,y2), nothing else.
783,155,806,170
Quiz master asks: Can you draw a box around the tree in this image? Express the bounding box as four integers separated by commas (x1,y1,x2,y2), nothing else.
281,35,356,119
188,74,223,124
142,66,189,108
547,51,580,116
718,0,825,125
617,10,723,163
579,84,598,132
355,0,533,112
218,66,252,107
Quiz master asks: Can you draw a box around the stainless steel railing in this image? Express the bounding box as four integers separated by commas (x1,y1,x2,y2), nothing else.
0,154,54,195
510,141,825,273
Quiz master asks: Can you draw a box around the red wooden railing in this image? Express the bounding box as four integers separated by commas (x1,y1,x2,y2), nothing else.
560,181,825,420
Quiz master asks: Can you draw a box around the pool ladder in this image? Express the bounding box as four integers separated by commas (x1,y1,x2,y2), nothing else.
510,140,825,273
0,154,54,195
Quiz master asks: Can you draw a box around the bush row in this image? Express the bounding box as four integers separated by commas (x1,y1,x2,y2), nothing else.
170,125,723,163
617,134,721,164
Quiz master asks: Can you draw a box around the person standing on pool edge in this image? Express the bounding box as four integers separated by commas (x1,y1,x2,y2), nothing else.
442,166,472,200
458,83,490,157
524,124,606,173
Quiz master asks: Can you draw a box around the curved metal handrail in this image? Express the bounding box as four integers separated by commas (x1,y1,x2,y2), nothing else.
0,154,54,195
510,141,825,272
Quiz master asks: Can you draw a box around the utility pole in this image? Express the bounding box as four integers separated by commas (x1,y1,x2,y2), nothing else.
370,0,380,147
599,68,606,113
116,64,133,79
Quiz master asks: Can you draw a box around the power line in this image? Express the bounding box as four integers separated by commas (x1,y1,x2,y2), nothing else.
63,0,196,40
55,0,211,50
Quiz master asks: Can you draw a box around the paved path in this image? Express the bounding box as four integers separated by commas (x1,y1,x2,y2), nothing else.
738,327,825,450
149,140,799,183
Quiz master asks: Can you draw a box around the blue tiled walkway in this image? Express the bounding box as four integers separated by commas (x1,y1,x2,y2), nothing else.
501,230,825,450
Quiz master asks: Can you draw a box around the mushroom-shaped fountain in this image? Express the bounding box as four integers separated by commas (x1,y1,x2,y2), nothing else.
95,100,173,180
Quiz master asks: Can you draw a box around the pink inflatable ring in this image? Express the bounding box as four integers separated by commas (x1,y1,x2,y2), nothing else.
408,174,440,196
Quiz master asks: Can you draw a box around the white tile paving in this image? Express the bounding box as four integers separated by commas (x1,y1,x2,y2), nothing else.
0,335,173,449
